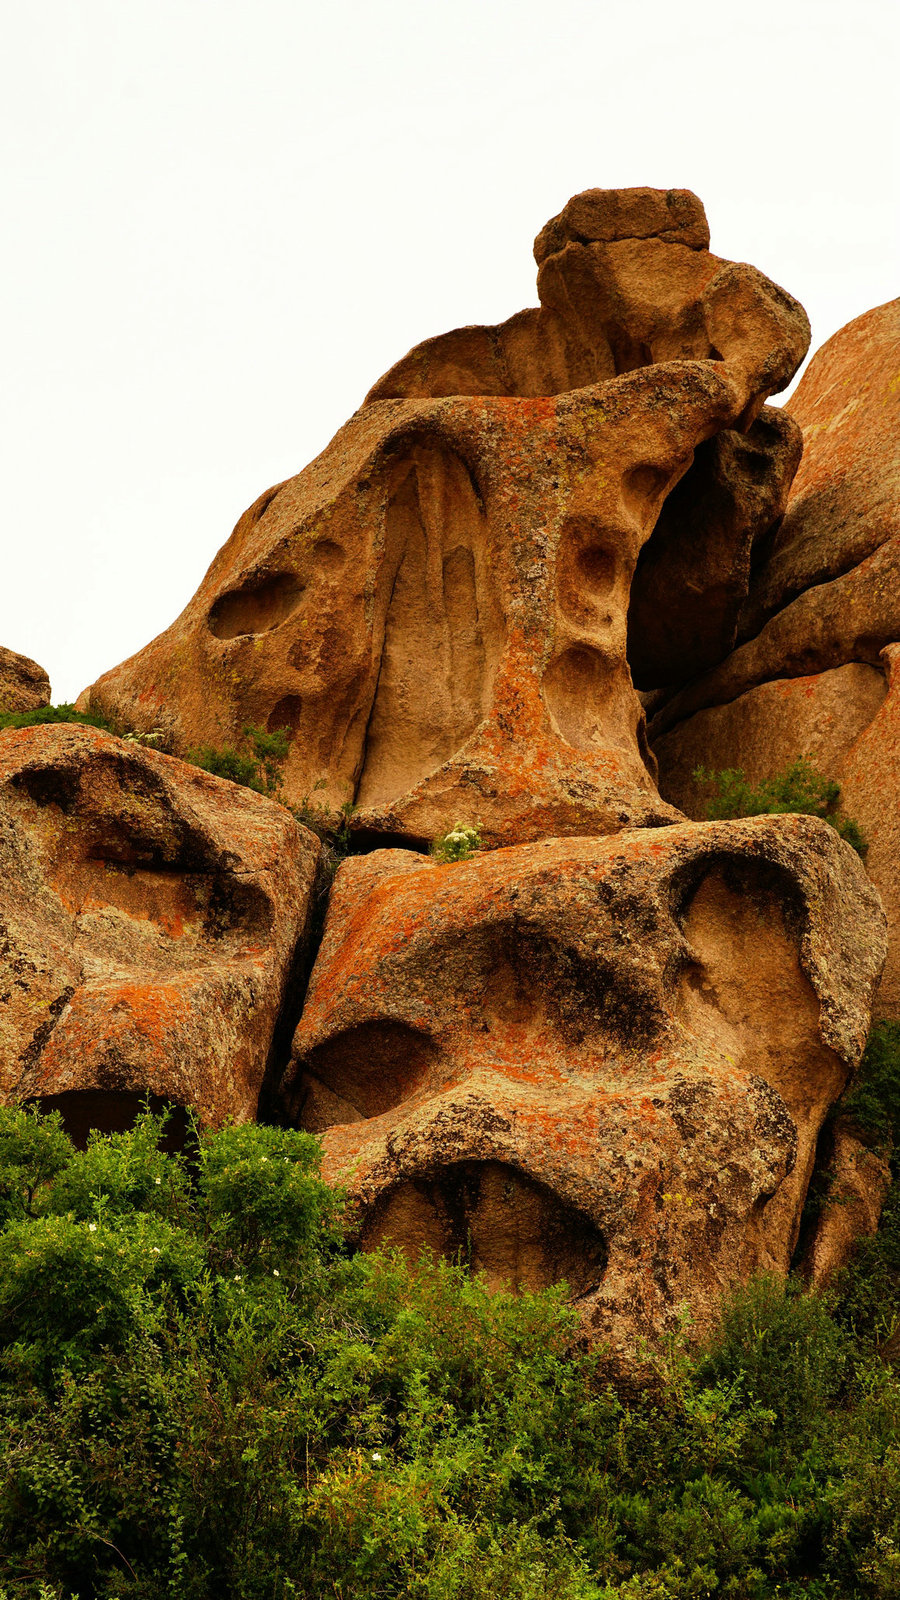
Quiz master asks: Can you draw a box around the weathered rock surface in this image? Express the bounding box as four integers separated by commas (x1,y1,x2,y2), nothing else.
838,646,900,1018
798,1118,892,1290
368,187,807,412
655,663,887,819
627,406,802,691
649,297,900,740
651,298,900,1034
649,535,900,740
0,646,50,714
283,818,885,1348
740,297,900,638
0,723,319,1137
82,188,809,849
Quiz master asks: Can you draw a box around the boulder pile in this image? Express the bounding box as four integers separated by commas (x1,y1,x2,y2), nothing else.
3,190,897,1349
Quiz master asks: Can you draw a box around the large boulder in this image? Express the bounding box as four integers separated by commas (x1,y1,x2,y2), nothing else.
282,818,885,1349
81,188,809,849
0,646,50,714
0,724,319,1138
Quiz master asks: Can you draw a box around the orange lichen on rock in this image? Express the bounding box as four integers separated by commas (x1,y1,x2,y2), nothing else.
651,297,900,1028
7,193,894,1349
0,645,50,714
0,723,319,1136
283,818,884,1349
82,188,809,848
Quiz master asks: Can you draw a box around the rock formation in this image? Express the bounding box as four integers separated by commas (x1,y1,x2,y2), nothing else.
0,724,319,1138
0,645,50,714
81,187,809,849
285,817,884,1347
2,191,894,1347
654,298,900,1016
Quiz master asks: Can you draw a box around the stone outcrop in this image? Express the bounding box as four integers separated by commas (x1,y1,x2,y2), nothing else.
283,817,885,1347
0,723,319,1138
654,664,888,820
0,646,50,714
82,188,809,849
627,406,801,692
654,298,900,1024
4,193,892,1345
740,297,900,637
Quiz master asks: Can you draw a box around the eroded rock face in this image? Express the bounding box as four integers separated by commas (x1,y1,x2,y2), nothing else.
652,297,900,1029
283,818,885,1347
0,724,319,1137
741,297,900,637
797,1118,892,1291
648,298,900,742
83,188,809,848
0,646,50,714
655,664,888,819
627,407,802,691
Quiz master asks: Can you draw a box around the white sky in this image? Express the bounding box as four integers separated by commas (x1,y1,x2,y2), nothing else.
2,0,897,702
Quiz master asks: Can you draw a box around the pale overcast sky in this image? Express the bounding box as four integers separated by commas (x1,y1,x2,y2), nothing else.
2,0,897,702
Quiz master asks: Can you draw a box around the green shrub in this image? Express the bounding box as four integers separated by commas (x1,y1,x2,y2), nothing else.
693,757,867,856
0,702,120,735
187,725,290,798
840,1021,900,1149
0,1105,899,1598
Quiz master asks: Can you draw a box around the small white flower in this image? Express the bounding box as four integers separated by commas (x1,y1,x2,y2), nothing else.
154,1177,161,1185
151,1247,160,1255
88,1223,97,1232
371,1452,382,1463
234,1274,242,1281
272,1269,280,1277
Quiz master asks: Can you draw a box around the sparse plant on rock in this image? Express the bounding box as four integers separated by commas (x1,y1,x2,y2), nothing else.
431,822,482,863
0,701,121,735
187,724,289,798
694,756,868,856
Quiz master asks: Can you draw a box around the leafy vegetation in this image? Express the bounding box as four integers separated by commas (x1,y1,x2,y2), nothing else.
840,1020,900,1151
693,757,868,856
0,703,121,736
186,725,291,798
430,822,482,863
0,1105,899,1598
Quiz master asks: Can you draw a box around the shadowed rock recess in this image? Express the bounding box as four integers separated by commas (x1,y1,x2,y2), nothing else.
2,190,894,1347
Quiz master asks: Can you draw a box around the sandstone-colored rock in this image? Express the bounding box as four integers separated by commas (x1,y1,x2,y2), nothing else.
283,817,884,1349
533,187,711,262
838,645,900,1020
653,646,900,1026
649,298,900,738
798,1118,892,1290
654,663,887,818
649,533,900,741
628,406,802,691
0,723,319,1137
0,646,50,714
741,297,900,638
83,190,809,849
368,189,807,411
